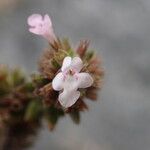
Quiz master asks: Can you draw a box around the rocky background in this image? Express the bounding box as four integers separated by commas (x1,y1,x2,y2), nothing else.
0,0,150,150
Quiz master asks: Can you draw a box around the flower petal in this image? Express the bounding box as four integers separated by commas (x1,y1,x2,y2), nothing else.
43,15,57,43
58,90,80,108
71,57,83,72
63,75,78,91
52,72,64,91
27,14,42,27
29,27,42,35
44,14,52,27
77,73,93,88
61,56,72,72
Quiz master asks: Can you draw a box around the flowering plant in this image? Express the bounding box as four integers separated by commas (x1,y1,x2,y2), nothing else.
28,13,104,123
0,14,104,132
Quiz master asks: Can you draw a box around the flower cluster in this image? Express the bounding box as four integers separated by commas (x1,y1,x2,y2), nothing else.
28,14,104,113
0,65,64,131
0,14,104,132
0,65,41,125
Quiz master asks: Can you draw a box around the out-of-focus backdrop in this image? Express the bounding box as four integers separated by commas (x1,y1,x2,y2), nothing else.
0,0,150,150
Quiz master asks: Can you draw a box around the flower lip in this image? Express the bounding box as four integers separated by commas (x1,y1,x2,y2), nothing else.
27,14,43,27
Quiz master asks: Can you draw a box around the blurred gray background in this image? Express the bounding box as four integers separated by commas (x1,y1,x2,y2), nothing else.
0,0,150,150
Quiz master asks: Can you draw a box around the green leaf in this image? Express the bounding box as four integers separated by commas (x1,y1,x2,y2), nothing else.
51,59,61,68
11,69,25,87
85,51,94,61
68,49,74,57
22,82,35,92
45,106,64,125
24,100,42,122
62,38,71,51
70,111,80,124
31,74,50,87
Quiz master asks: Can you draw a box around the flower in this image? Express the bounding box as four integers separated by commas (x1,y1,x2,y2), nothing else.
52,56,93,108
27,14,56,43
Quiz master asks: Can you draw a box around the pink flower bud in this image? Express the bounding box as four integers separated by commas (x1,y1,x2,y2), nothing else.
27,14,57,43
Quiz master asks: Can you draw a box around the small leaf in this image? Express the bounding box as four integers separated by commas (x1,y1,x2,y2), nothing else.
31,74,50,87
62,38,71,51
22,82,35,92
68,49,74,57
45,106,64,130
25,100,42,122
85,51,94,61
11,69,25,87
51,59,61,68
70,111,80,124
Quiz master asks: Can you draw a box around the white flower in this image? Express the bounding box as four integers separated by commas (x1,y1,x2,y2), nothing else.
52,56,93,108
